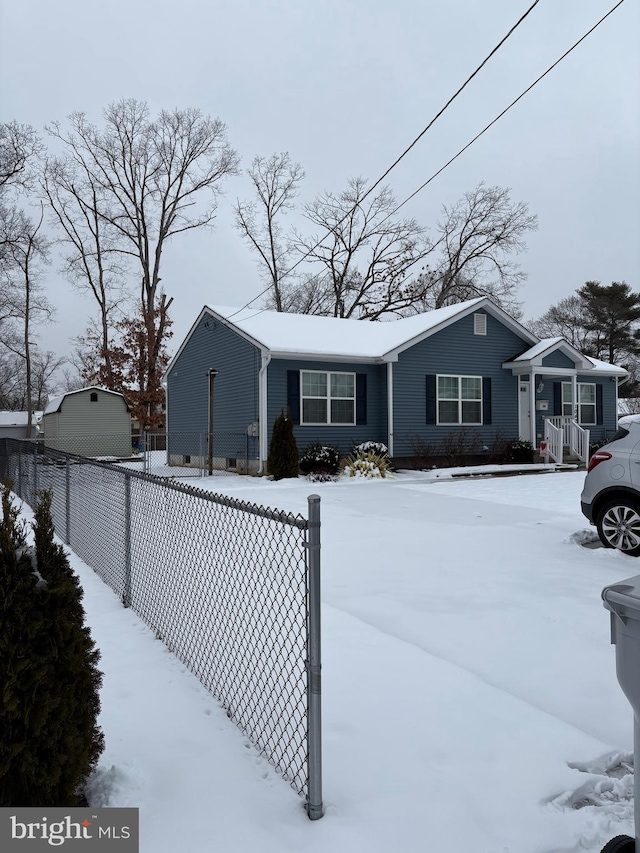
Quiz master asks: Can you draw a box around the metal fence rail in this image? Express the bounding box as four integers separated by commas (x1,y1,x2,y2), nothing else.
0,438,323,818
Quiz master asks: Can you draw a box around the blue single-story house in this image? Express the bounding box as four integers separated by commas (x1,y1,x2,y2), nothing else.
164,297,628,472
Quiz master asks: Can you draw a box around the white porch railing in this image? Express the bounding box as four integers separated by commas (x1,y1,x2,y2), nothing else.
544,419,563,463
544,416,590,464
569,421,590,464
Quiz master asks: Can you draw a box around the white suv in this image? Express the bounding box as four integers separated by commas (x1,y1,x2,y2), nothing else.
581,415,640,556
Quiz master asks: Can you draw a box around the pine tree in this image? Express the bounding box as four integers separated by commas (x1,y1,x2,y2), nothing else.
267,409,299,480
578,281,640,364
0,487,104,806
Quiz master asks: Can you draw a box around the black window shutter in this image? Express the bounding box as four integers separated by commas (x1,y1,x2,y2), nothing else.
426,375,436,424
287,370,300,424
482,378,492,425
596,384,604,425
356,373,367,425
553,382,562,415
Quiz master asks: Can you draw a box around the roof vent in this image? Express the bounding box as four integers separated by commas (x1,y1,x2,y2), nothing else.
473,313,487,336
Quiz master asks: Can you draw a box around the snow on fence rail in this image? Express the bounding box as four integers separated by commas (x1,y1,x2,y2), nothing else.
0,438,323,819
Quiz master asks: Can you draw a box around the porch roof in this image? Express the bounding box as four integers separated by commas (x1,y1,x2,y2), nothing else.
503,337,628,376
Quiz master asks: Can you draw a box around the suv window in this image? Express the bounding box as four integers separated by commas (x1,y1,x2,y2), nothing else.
609,426,630,443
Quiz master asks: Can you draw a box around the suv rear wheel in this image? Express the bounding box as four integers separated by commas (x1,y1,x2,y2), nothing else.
596,498,640,556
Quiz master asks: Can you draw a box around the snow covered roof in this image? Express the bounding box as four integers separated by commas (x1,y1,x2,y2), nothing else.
0,411,42,427
504,337,627,376
44,386,128,415
586,356,629,376
167,297,538,373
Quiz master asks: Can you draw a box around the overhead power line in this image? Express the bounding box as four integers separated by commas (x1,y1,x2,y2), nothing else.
227,1,541,319
393,0,628,214
231,0,626,319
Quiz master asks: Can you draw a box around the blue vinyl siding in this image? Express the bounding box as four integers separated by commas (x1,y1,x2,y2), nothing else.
268,359,387,456
166,315,260,457
392,310,531,456
541,350,575,369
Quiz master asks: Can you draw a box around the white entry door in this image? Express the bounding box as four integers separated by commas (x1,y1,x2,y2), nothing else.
519,381,531,442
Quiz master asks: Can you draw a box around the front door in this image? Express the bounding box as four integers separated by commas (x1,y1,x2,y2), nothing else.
519,381,531,443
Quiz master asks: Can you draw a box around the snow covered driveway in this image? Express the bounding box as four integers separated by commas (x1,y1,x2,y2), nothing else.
60,468,636,851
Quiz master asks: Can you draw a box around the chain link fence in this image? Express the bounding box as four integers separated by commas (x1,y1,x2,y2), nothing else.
0,438,323,818
35,431,255,478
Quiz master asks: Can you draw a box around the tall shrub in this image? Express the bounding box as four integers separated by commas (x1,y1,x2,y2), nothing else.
0,487,104,806
267,409,299,480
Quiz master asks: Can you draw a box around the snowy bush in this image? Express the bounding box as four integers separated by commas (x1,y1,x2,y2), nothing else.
342,450,391,479
352,441,389,458
299,442,341,475
500,438,534,464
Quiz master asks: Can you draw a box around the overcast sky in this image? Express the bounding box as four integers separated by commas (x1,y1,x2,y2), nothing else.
1,0,639,361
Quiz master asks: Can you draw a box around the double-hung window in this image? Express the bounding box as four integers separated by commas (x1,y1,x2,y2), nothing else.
301,371,355,424
561,382,596,424
437,375,482,425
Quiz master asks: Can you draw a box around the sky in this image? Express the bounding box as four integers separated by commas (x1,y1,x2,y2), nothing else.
9,463,637,851
1,0,639,365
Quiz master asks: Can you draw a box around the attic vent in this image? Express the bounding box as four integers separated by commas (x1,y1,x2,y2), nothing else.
473,313,487,336
90,392,98,402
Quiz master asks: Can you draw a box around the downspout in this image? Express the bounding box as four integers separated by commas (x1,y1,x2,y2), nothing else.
529,375,537,448
386,361,394,458
257,352,271,474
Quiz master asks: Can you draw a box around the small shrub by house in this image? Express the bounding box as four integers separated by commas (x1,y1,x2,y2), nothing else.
267,409,299,480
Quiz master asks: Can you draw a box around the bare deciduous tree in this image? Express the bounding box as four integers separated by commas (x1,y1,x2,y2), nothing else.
526,294,592,350
0,121,42,192
235,153,304,312
412,183,538,314
290,177,431,319
45,99,240,425
0,205,53,435
42,156,127,388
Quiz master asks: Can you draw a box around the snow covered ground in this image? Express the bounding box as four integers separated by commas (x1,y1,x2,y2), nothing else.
18,467,638,852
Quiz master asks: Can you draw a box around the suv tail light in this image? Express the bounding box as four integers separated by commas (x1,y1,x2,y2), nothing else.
588,450,612,472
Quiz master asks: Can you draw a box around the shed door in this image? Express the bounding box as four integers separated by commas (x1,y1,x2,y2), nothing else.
519,381,531,442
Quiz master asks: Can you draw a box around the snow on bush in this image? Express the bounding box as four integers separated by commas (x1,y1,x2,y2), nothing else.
342,450,391,479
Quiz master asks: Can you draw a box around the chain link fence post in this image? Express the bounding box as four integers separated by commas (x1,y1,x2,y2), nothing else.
306,494,323,819
123,471,132,608
17,448,22,496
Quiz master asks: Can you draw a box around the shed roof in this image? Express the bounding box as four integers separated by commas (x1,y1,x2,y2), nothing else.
44,387,129,415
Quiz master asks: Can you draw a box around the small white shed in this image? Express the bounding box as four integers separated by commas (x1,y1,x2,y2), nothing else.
42,387,132,457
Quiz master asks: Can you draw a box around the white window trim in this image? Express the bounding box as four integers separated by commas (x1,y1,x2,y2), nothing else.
300,370,356,426
436,374,483,426
561,381,597,425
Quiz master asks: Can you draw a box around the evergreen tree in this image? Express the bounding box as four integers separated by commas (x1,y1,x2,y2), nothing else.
577,281,640,364
0,487,104,806
267,409,299,480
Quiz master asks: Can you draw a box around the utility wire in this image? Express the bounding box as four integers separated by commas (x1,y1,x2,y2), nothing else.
230,0,625,319
393,0,627,214
227,0,541,319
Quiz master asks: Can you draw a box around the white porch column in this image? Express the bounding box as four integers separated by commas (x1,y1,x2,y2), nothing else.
571,374,578,420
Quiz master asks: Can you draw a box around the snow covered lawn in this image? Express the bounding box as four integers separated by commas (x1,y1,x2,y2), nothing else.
30,468,637,851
